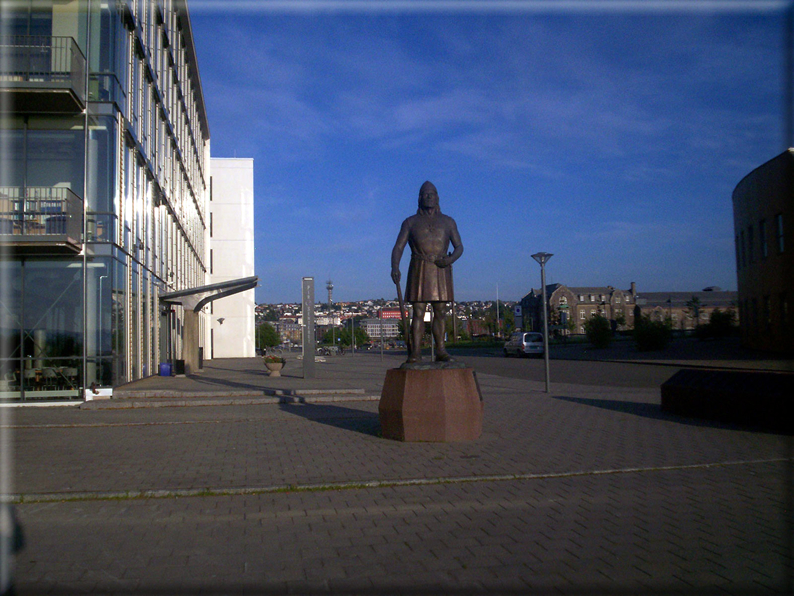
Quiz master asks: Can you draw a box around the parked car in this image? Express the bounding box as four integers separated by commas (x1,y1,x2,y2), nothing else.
503,332,544,358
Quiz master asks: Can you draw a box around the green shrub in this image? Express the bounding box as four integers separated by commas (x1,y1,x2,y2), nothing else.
583,314,612,349
694,308,738,340
708,308,737,339
634,315,672,351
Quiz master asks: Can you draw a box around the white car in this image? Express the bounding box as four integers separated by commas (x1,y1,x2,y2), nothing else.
503,332,544,358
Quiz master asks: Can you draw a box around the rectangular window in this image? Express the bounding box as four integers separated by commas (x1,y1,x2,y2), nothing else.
751,298,758,329
740,231,746,267
759,219,768,258
776,213,785,253
763,296,771,330
735,235,742,270
210,248,213,274
747,225,754,263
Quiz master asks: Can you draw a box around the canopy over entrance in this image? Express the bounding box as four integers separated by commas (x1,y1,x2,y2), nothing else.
160,276,259,312
160,276,259,373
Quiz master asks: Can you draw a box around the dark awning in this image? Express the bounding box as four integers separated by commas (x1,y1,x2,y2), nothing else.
160,276,258,312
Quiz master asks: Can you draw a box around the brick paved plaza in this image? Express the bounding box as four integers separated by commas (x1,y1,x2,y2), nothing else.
4,348,793,594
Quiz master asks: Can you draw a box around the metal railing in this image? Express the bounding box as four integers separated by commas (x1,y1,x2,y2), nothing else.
0,186,83,240
0,35,86,105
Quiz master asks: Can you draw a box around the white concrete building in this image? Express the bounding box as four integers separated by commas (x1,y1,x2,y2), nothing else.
360,318,401,340
208,158,256,358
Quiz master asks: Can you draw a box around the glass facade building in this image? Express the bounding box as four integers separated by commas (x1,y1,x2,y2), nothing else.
1,0,210,400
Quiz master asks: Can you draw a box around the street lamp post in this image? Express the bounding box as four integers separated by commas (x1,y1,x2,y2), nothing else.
531,252,553,393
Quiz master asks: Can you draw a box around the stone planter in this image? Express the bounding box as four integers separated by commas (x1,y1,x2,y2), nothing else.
264,361,284,377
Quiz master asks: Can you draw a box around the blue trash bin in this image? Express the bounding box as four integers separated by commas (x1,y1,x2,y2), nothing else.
159,362,172,377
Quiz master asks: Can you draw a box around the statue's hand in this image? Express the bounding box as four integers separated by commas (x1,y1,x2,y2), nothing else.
391,269,401,284
435,256,451,268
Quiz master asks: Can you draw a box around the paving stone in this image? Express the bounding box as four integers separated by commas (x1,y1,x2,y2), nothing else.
8,354,793,594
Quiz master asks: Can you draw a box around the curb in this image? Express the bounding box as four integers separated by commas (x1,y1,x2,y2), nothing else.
80,392,381,410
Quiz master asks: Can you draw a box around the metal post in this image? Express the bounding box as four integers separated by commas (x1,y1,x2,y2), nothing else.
453,299,457,344
430,308,435,361
302,277,315,378
532,253,553,393
380,308,384,362
496,284,500,340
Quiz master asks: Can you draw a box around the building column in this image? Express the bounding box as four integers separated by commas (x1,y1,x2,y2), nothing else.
183,310,201,374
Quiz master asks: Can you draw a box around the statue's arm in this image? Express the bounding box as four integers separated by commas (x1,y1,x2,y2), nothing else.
391,220,410,284
436,219,463,268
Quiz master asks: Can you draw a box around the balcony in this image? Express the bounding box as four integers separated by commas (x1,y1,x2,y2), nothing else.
0,36,86,113
0,187,83,254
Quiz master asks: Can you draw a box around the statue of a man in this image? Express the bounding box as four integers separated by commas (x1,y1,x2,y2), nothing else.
391,181,463,363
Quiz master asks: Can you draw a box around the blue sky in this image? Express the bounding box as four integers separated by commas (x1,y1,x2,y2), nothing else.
188,1,788,304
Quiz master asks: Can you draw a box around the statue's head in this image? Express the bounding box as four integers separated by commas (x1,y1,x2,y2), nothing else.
418,181,439,210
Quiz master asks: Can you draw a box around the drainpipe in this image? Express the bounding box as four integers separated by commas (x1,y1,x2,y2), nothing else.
81,0,93,399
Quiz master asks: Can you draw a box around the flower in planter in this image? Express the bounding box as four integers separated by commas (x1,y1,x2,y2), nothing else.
263,355,285,364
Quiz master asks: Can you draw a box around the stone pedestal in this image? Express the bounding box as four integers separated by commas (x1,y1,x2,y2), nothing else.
379,367,483,442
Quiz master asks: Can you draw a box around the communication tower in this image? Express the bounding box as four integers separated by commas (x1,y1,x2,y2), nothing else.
326,279,334,309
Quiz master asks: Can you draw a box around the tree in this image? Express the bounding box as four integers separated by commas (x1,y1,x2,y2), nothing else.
634,315,672,351
695,308,738,340
321,327,341,345
484,300,514,338
256,323,280,348
686,296,703,327
583,314,612,348
323,326,370,347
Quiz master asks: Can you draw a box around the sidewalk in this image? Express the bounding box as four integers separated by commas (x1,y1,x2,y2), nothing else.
8,350,794,594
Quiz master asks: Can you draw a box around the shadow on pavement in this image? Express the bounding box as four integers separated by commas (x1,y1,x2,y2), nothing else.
278,402,381,437
549,394,787,435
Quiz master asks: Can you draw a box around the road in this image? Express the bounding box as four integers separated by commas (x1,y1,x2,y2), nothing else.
448,349,680,388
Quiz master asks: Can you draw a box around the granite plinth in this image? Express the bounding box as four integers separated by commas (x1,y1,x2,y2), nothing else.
379,367,483,442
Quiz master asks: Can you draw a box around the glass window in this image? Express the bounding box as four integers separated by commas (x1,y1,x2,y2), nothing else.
776,214,785,254
22,259,83,359
735,235,741,269
740,231,746,267
0,126,25,188
0,260,22,362
747,226,754,263
26,116,86,193
87,115,117,213
759,219,768,259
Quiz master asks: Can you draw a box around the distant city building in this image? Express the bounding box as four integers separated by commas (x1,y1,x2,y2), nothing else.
521,284,638,335
208,159,255,358
359,318,401,340
380,307,408,319
315,315,340,326
275,319,301,345
521,283,737,335
635,289,737,330
733,149,793,353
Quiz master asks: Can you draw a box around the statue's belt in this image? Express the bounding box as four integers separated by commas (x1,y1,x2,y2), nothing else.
411,253,444,263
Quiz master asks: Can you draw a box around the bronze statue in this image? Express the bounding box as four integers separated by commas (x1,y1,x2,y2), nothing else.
391,181,463,363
